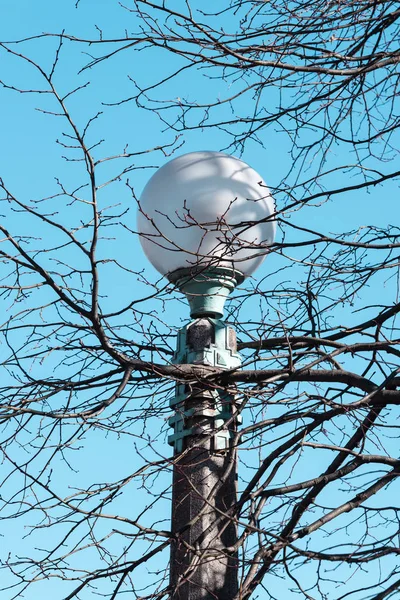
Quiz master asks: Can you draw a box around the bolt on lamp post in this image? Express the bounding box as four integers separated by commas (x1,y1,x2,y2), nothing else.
137,151,275,599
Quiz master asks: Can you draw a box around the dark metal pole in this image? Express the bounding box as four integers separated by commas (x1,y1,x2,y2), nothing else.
168,317,241,599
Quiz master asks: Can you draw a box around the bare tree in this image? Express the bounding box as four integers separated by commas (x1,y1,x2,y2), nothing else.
1,1,400,599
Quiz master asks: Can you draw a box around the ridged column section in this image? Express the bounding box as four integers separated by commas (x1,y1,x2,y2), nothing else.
169,317,241,599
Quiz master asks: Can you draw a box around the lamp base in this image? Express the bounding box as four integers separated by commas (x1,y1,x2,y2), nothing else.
168,266,244,319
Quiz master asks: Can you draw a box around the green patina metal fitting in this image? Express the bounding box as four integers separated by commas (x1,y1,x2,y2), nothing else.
167,267,244,452
173,316,241,368
168,315,243,452
168,266,244,319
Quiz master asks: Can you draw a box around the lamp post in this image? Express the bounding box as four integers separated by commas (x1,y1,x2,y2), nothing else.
137,151,275,599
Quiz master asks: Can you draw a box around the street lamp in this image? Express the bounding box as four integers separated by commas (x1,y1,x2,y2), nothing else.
137,151,275,599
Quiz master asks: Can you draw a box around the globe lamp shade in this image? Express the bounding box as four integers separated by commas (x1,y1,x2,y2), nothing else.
137,151,276,281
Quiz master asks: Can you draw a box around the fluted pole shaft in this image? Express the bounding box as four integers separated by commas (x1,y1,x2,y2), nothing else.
169,318,240,599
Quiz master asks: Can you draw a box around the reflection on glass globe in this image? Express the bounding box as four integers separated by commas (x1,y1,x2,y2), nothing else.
137,151,276,279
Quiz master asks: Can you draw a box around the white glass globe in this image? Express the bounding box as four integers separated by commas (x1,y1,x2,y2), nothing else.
137,151,276,278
